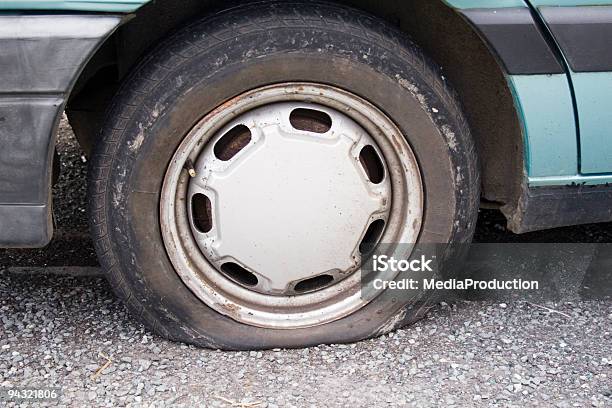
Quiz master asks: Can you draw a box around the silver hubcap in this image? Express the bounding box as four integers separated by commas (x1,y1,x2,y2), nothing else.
161,83,423,329
189,102,390,295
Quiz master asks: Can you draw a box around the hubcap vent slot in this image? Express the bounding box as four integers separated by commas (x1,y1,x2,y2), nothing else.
359,219,386,255
294,274,334,293
359,145,385,184
214,124,252,161
289,108,332,133
221,262,258,287
191,193,213,233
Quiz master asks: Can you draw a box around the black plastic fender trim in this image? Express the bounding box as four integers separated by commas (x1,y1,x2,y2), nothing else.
540,6,612,73
460,8,565,75
504,184,612,234
0,15,123,248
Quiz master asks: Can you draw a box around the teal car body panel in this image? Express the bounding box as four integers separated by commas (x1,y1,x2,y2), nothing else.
531,0,612,5
507,74,577,178
447,0,612,186
444,0,526,8
0,0,148,12
445,0,612,7
529,4,612,176
571,72,612,175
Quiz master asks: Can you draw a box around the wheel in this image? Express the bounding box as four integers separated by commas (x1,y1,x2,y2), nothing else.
89,1,479,349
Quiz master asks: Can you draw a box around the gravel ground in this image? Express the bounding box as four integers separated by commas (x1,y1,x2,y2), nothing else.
1,270,610,407
0,119,611,407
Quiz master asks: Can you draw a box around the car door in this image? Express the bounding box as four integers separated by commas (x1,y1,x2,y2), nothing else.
529,1,612,174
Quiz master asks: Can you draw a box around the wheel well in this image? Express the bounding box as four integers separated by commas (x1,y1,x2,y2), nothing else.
67,0,523,207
